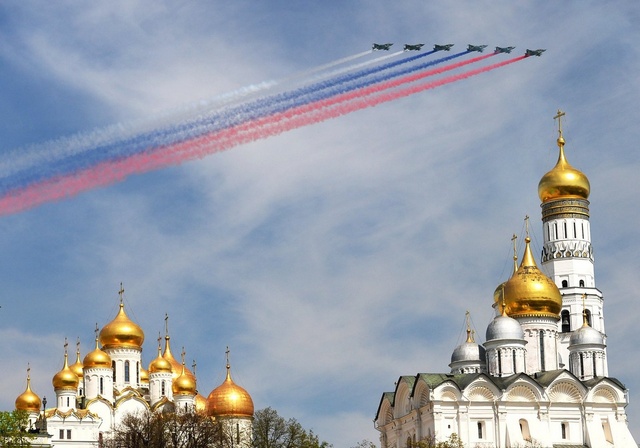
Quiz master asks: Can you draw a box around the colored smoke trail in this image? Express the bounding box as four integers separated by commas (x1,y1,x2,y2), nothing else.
0,49,459,194
0,56,526,215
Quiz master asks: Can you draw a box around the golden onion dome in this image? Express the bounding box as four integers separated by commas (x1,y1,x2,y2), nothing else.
206,363,254,418
149,344,172,374
99,302,144,349
52,352,80,391
173,363,197,396
15,370,41,413
140,366,149,384
499,236,562,319
163,337,195,381
83,336,112,369
538,130,590,203
69,346,84,379
195,392,207,413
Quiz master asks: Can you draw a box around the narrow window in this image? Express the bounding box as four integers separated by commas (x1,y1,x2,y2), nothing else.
562,280,568,288
581,223,585,239
136,362,140,384
406,436,411,448
579,279,585,287
593,353,598,377
585,309,592,326
67,430,71,440
561,310,570,333
237,423,241,444
66,397,70,407
477,421,483,439
100,377,104,395
60,429,64,439
99,433,103,448
112,361,116,381
539,331,546,371
554,223,558,240
561,423,567,439
497,349,502,375
124,361,130,382
580,353,585,378
161,380,166,396
512,350,517,373
573,222,577,238
564,222,567,238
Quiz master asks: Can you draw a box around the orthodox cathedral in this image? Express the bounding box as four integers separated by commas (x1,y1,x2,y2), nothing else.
374,113,638,447
14,288,254,447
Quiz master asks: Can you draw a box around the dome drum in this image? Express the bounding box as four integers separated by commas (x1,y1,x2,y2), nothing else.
541,198,589,221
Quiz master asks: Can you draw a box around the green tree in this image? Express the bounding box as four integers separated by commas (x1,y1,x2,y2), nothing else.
0,410,34,447
252,407,332,448
350,440,377,448
412,433,464,448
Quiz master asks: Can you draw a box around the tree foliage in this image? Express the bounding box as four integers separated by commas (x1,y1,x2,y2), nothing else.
411,434,464,448
103,410,239,448
0,410,34,447
252,407,332,448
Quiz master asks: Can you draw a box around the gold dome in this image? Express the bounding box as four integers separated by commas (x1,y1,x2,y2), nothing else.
52,352,80,391
99,302,144,349
498,237,562,319
173,363,197,396
149,344,172,374
206,363,254,418
69,345,84,379
15,370,41,413
140,366,149,384
538,127,590,203
83,336,112,369
163,336,195,381
195,393,207,413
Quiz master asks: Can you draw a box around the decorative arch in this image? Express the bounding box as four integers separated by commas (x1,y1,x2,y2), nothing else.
592,387,617,404
507,385,537,402
394,383,412,418
439,389,458,402
467,386,494,401
548,382,583,403
413,381,431,408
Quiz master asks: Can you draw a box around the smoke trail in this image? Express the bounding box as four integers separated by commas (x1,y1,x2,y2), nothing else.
0,56,526,215
0,50,462,194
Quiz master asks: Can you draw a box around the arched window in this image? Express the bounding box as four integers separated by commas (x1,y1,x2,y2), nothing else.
100,377,104,395
561,310,571,333
161,380,166,396
561,422,567,439
477,421,484,439
562,280,568,288
124,361,130,382
585,309,592,326
539,331,546,371
519,419,531,441
136,362,140,384
579,279,585,287
406,436,411,448
112,361,116,381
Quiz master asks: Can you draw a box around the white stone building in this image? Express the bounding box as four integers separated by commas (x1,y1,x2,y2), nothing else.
374,114,637,447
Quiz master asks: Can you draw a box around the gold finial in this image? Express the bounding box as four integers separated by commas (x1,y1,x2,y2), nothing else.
164,313,169,338
118,282,125,304
225,346,231,370
181,347,186,365
524,215,530,239
554,109,566,146
465,311,473,342
500,284,507,316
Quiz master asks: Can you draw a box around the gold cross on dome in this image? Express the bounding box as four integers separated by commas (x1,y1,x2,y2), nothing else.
554,109,566,136
118,282,125,302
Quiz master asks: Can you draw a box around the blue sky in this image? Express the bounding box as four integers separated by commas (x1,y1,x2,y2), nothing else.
1,2,640,446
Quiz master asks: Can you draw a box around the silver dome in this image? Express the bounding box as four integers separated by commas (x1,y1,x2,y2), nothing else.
451,341,486,364
485,314,524,342
570,324,605,347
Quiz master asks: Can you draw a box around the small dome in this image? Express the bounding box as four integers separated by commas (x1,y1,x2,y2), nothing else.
498,237,562,319
83,337,112,369
173,364,197,396
207,364,254,418
570,316,605,347
149,345,172,374
140,367,149,384
486,312,524,342
538,134,590,203
450,329,485,364
15,371,41,413
100,302,145,350
69,347,84,379
52,352,80,391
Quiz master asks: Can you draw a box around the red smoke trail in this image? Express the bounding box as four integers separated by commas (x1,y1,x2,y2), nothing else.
0,56,525,215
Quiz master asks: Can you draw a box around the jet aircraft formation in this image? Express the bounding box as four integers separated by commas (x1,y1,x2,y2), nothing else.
371,43,546,57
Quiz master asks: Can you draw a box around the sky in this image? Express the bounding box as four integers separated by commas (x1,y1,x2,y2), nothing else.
1,1,640,447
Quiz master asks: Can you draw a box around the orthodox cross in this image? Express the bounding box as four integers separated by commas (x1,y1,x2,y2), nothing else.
554,109,566,137
118,282,125,303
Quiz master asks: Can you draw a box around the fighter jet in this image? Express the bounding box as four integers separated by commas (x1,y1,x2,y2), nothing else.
525,49,546,56
372,43,393,51
494,46,515,54
467,44,488,52
404,44,425,51
434,44,454,51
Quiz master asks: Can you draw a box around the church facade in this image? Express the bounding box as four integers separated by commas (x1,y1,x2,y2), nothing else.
374,114,637,447
14,291,254,448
